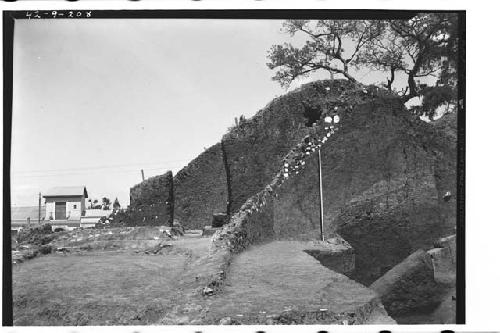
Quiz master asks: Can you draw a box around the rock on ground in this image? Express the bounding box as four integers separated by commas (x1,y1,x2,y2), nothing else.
370,249,447,318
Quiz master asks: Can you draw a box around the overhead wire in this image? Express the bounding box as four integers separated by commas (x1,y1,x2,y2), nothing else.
11,159,191,179
12,158,191,175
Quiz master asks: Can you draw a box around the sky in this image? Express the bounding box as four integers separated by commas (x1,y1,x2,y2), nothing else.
11,18,413,207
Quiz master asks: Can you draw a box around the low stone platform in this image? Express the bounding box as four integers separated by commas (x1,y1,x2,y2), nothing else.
205,241,394,324
303,236,355,274
202,226,221,237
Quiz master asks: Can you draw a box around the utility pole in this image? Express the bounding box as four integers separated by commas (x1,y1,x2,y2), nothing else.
141,169,145,181
318,147,325,241
38,192,41,224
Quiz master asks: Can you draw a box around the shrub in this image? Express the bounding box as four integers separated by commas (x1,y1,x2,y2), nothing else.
24,250,39,260
39,245,52,255
41,223,53,233
40,234,56,245
17,224,53,244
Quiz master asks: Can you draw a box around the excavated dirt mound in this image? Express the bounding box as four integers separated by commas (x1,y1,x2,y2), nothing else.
150,79,457,295
269,95,456,285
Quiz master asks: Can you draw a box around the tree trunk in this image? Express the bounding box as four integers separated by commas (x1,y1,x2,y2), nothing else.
400,70,419,102
340,63,359,84
342,71,359,83
387,67,395,92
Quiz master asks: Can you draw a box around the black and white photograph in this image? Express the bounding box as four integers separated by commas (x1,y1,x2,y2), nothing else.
3,7,467,327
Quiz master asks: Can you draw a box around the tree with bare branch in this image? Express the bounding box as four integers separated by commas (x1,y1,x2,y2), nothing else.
267,20,385,87
267,14,459,119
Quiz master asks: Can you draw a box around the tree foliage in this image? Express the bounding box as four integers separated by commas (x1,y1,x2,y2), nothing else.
267,14,459,118
408,86,456,119
267,20,385,87
102,197,111,210
113,198,121,210
384,13,458,99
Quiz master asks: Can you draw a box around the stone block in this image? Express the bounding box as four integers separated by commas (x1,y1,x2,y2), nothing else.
212,213,228,228
202,226,221,237
435,234,456,264
428,234,456,285
303,235,355,274
370,249,442,316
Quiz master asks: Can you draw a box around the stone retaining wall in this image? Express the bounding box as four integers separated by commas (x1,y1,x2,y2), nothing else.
128,171,174,227
173,143,228,230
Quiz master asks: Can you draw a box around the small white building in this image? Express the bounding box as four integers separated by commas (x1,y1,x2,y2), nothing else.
43,186,88,229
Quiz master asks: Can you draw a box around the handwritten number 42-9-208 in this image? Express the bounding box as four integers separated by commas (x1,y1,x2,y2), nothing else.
25,11,92,19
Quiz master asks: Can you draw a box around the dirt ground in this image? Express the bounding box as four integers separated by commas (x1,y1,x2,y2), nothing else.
12,234,394,325
203,241,394,324
13,233,212,326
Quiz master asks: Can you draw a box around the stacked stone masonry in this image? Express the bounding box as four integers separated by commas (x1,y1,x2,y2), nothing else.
128,171,174,227
173,143,228,230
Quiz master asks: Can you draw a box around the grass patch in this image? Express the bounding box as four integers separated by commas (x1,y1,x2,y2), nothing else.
13,251,188,325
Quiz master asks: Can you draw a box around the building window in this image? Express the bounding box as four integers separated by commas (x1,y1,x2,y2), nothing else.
73,205,77,209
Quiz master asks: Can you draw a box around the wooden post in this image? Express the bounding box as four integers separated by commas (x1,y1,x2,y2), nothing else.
318,147,325,241
38,192,41,224
141,169,145,181
27,217,31,227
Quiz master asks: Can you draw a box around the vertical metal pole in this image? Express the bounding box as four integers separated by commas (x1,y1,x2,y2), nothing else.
38,192,41,224
318,147,325,241
141,169,145,181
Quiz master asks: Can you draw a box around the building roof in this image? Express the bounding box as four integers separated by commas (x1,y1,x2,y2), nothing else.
43,186,88,198
11,206,46,222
